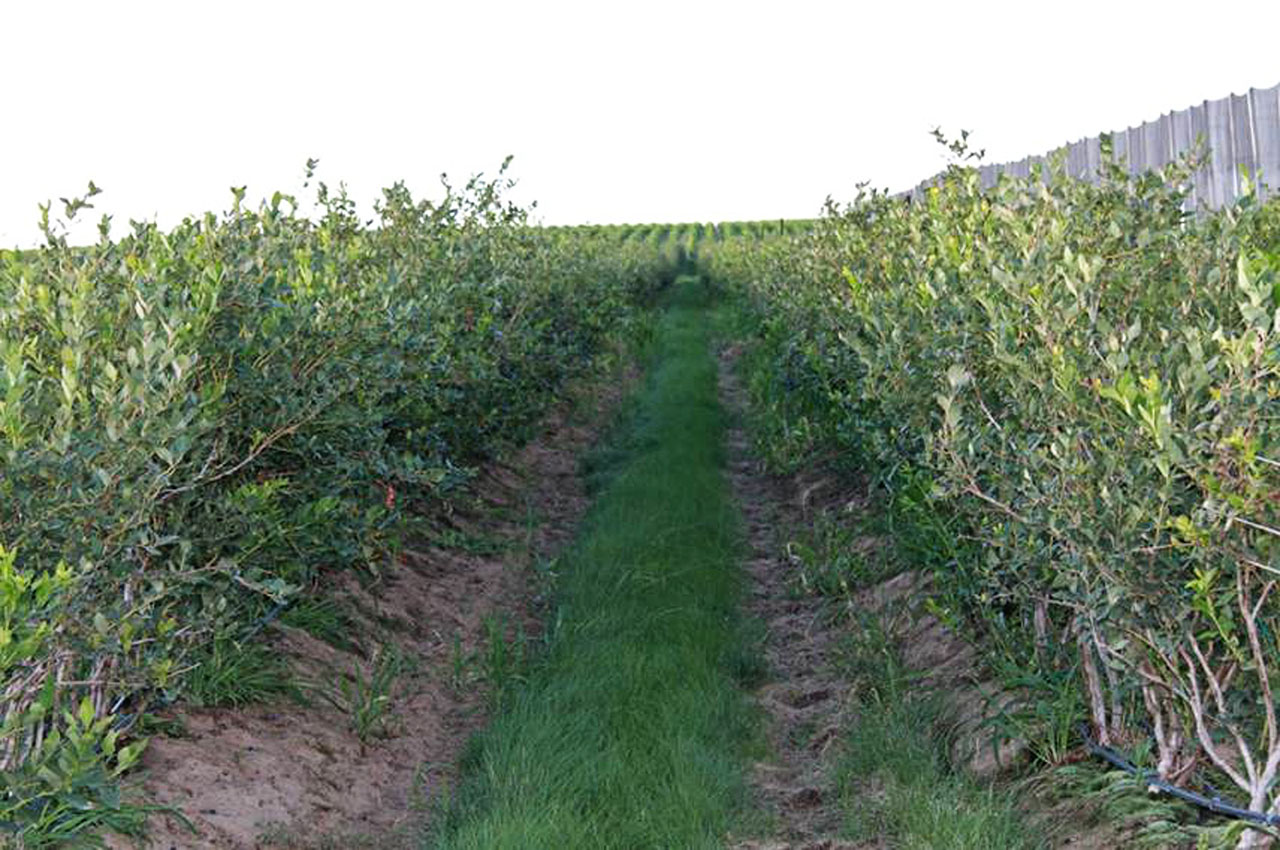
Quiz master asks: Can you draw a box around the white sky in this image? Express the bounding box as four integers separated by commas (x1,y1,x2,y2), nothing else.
3,0,1279,246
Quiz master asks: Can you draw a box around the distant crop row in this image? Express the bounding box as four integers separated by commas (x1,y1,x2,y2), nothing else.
705,144,1280,845
0,163,675,843
543,218,816,245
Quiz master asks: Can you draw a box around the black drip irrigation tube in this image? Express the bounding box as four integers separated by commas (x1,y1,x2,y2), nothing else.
1081,726,1280,829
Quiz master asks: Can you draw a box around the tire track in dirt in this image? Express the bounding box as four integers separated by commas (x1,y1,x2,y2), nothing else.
719,345,871,850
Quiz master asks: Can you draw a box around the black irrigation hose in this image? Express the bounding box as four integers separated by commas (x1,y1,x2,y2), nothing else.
1080,726,1280,828
244,598,290,640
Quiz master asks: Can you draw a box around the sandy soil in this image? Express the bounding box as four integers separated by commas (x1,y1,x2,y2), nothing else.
108,373,632,850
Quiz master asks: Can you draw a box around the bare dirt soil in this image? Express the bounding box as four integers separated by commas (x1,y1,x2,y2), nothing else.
109,373,633,850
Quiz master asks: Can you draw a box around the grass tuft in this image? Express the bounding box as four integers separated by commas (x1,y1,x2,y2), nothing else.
183,638,299,708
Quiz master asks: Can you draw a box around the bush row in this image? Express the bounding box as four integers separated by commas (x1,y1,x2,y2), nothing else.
0,165,673,841
704,146,1280,838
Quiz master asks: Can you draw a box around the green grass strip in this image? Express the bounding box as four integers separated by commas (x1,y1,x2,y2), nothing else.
430,278,754,849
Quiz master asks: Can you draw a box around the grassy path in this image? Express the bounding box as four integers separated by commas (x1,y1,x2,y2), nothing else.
432,278,756,849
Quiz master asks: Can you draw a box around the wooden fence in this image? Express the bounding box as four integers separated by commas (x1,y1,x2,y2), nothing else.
908,82,1280,208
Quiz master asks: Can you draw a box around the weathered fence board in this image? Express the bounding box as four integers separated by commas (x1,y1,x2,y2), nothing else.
908,82,1280,208
1252,87,1280,201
